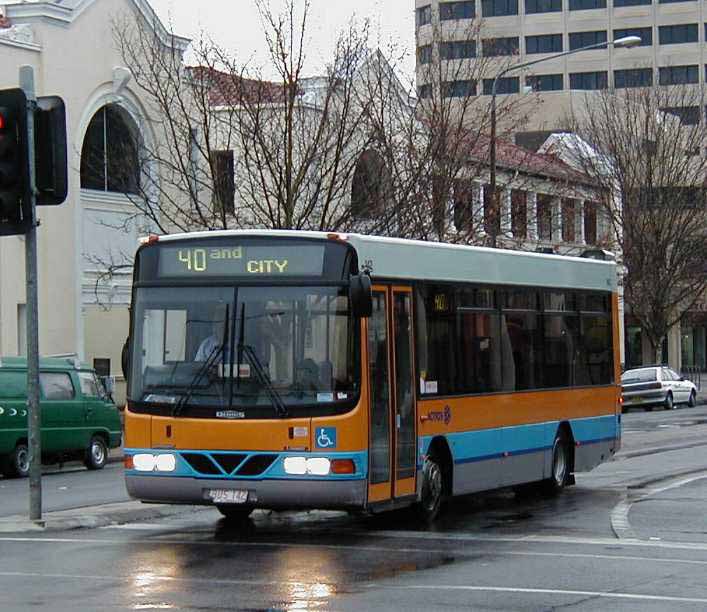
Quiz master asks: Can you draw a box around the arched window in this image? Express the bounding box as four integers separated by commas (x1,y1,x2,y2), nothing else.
350,150,391,220
80,104,140,194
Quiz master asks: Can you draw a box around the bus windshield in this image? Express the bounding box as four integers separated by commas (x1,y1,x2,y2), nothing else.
129,285,360,418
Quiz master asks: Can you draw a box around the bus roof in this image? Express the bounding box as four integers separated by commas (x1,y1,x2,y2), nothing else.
146,230,617,292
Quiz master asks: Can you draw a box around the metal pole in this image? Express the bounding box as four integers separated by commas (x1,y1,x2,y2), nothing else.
19,65,42,524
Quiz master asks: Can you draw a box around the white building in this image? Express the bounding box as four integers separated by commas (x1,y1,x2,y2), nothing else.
0,0,189,403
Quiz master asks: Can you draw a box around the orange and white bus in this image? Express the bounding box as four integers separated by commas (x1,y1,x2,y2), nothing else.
124,230,621,521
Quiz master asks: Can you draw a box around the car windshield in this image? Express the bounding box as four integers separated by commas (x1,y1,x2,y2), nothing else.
129,285,359,417
621,368,657,384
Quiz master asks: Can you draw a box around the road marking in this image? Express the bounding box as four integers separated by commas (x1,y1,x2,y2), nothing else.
2,534,707,565
0,571,706,605
611,472,707,540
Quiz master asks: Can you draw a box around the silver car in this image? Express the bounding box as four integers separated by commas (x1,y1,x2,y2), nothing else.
621,366,698,411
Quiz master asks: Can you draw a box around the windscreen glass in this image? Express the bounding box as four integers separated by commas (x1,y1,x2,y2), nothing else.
621,368,657,383
129,285,359,418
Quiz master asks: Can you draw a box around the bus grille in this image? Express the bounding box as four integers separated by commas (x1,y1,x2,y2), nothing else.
179,452,278,477
181,453,221,475
235,454,278,476
211,453,247,474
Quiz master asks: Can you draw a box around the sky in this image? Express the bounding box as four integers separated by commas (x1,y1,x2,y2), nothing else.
148,0,416,82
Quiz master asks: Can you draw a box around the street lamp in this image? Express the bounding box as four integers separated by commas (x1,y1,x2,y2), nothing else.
487,35,641,247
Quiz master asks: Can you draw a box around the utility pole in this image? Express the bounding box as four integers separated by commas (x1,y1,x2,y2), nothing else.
20,65,42,523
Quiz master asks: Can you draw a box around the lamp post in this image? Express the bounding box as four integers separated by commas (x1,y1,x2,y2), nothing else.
487,35,641,247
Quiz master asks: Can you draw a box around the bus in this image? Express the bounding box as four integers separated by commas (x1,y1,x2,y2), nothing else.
124,230,621,522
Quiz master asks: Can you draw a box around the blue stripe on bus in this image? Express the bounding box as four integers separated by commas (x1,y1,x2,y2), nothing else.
420,414,618,466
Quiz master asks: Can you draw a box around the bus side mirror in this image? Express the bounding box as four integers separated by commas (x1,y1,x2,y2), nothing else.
121,337,130,383
349,274,372,318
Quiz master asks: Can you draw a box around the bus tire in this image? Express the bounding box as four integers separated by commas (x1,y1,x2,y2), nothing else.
415,456,444,524
543,434,570,495
4,443,30,479
216,505,253,522
84,435,108,470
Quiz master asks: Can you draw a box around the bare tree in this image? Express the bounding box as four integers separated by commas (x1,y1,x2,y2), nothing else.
571,84,707,362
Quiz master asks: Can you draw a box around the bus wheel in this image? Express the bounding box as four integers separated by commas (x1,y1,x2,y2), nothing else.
84,436,108,470
543,434,570,495
415,456,444,523
4,443,30,478
216,505,253,522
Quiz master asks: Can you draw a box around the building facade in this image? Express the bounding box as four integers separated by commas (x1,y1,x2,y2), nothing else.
0,0,189,404
415,0,707,131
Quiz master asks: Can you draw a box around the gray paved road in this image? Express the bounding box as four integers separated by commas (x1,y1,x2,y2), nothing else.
1,406,707,610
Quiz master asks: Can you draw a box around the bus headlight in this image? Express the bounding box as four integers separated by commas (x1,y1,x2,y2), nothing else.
283,456,331,476
155,454,176,472
133,453,157,471
131,453,176,472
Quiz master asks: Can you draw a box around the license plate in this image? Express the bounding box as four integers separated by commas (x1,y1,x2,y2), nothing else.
208,488,248,504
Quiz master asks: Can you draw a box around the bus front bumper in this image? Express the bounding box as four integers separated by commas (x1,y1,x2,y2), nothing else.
125,474,367,510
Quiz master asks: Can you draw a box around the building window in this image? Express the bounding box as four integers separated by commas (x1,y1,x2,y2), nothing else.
440,1,476,20
211,150,235,214
482,37,519,57
659,0,693,3
658,24,698,45
80,104,140,194
511,190,527,238
584,202,597,245
613,27,652,46
569,30,607,51
453,180,473,231
526,74,564,91
569,0,606,9
416,5,432,26
440,40,477,60
525,0,562,14
351,150,391,220
418,45,432,65
659,65,698,85
418,83,432,99
661,106,700,126
613,0,650,6
569,71,608,90
561,199,576,243
526,34,563,55
443,79,477,97
537,194,553,241
614,68,653,88
481,0,518,17
483,76,520,94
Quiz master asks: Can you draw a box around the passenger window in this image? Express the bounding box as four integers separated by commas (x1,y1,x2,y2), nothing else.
78,372,101,397
40,373,75,400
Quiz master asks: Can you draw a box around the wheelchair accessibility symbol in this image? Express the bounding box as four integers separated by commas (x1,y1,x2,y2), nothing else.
315,427,337,449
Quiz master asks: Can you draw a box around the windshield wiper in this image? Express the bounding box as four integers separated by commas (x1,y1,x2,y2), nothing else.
173,305,230,417
239,343,288,418
171,343,223,417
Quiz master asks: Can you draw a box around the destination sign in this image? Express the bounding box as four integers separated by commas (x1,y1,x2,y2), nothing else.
158,243,325,277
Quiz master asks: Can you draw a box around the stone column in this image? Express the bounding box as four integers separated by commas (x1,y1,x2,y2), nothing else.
551,197,562,243
500,188,512,238
575,200,586,245
472,183,485,238
527,192,538,240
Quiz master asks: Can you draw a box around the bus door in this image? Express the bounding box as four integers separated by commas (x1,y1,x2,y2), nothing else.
367,285,417,505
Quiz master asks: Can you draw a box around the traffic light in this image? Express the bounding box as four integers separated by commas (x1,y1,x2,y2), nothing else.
35,96,67,206
0,88,30,236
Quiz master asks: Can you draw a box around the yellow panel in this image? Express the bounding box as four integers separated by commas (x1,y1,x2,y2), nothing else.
418,385,619,437
124,408,152,448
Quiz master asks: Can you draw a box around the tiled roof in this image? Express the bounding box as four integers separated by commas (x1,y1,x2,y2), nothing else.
188,66,290,106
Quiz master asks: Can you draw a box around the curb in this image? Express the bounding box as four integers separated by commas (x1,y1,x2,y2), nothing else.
609,467,707,540
0,501,207,534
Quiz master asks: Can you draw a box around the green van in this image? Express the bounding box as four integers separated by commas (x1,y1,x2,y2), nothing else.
0,357,122,478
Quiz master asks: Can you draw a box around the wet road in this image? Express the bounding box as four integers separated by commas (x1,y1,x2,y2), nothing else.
1,406,707,610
